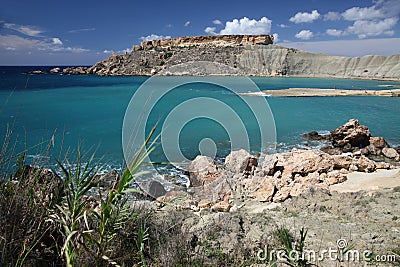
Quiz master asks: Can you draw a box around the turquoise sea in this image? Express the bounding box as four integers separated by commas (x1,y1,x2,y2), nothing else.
1,66,400,180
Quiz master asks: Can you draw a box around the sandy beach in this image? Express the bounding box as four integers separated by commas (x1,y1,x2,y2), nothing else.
256,87,400,97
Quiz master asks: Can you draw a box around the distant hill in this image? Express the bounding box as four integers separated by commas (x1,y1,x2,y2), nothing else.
65,35,400,80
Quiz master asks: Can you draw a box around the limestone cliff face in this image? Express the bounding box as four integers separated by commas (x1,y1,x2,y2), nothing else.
84,36,400,79
135,35,274,50
237,45,400,78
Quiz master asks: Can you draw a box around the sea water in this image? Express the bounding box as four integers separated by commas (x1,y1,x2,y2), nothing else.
1,66,399,180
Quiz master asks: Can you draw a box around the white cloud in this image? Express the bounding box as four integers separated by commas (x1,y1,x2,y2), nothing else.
219,17,272,35
140,34,171,42
68,28,96,33
342,6,384,21
121,48,132,53
0,34,44,50
289,10,320,23
295,30,314,40
204,27,217,35
273,33,279,43
52,38,63,45
282,38,400,57
340,0,400,21
213,19,222,25
322,1,400,39
347,17,398,38
3,23,43,37
184,21,190,27
277,23,289,28
103,48,132,54
0,34,88,53
326,29,344,37
324,12,341,21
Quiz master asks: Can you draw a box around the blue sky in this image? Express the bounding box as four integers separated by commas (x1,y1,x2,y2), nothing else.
1,0,399,65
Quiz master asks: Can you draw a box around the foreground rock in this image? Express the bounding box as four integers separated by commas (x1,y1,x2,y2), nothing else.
158,147,396,212
155,119,399,215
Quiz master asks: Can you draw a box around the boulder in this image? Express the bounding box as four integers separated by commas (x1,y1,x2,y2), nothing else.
137,180,167,199
197,174,233,205
156,190,190,204
277,149,334,177
273,186,291,202
320,146,342,155
188,156,219,187
330,119,371,148
301,131,330,141
325,170,347,185
290,182,312,197
212,200,231,212
331,155,353,169
382,147,400,161
242,177,276,202
260,154,278,176
354,156,376,172
225,149,258,175
96,169,119,188
50,67,61,73
369,137,389,149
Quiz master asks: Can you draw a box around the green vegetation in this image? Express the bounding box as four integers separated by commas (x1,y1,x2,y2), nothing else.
273,226,309,267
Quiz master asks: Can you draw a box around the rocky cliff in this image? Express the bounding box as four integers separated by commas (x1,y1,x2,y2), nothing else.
63,35,400,79
135,34,274,50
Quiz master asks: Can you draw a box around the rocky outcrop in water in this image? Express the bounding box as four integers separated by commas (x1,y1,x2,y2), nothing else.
303,118,400,160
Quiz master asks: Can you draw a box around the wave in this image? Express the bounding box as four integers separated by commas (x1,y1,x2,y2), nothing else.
239,91,272,97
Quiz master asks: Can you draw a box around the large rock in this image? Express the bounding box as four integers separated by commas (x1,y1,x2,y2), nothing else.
276,149,334,177
137,180,167,199
369,137,389,149
330,119,371,149
331,155,353,169
225,149,258,175
260,154,278,176
382,147,400,161
241,177,276,202
301,131,330,141
188,156,219,187
354,156,376,172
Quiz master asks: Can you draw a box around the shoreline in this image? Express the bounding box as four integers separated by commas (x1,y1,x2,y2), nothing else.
23,69,400,82
248,87,400,97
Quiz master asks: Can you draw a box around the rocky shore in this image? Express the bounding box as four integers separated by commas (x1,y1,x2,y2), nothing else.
26,34,400,80
150,119,399,213
133,119,400,266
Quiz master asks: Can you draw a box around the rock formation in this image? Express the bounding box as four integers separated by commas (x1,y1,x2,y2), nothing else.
154,119,399,213
38,35,399,79
302,118,400,160
136,34,274,50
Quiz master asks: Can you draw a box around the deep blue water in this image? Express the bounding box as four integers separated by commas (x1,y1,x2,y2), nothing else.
1,66,399,179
